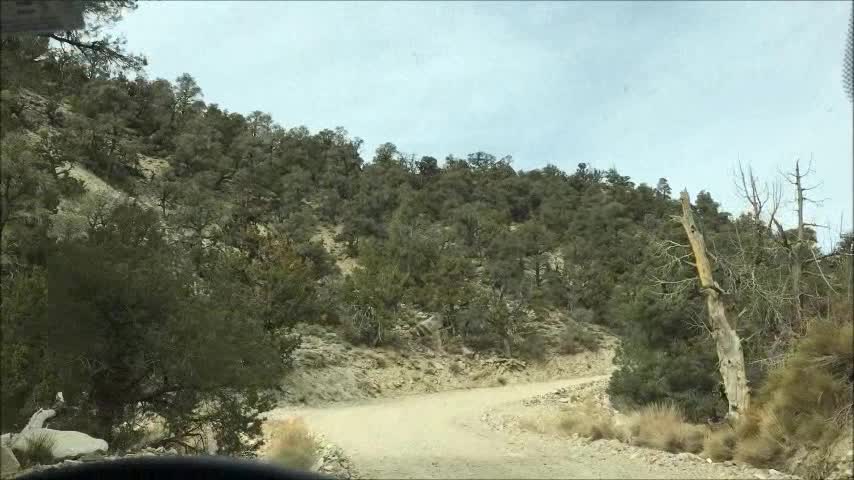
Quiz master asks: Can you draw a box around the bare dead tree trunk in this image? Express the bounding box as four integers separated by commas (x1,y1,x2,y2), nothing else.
680,191,751,419
791,161,805,326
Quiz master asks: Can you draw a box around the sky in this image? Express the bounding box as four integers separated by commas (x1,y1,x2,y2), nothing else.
112,1,853,249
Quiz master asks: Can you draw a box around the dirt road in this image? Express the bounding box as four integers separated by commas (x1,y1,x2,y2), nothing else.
266,375,780,479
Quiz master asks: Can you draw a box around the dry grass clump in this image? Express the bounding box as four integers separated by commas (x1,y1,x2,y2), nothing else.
733,318,853,477
559,322,601,355
702,425,737,461
555,400,710,453
13,431,57,468
266,417,320,470
731,409,786,467
624,403,707,453
558,401,622,441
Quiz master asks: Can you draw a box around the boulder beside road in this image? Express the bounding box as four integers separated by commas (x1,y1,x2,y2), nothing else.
11,429,107,461
1,445,20,476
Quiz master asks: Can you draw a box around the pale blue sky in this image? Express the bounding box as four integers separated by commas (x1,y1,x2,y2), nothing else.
113,1,852,248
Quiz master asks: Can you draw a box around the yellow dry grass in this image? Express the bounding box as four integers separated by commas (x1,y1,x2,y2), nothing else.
264,417,320,471
702,426,736,461
624,403,707,454
557,401,624,441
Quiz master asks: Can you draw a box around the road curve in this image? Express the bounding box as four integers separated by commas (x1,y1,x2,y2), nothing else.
266,375,689,479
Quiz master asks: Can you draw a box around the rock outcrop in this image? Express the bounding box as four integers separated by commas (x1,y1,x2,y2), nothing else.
11,429,108,461
1,445,20,477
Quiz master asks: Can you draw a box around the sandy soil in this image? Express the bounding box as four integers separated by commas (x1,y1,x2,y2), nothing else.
265,375,788,479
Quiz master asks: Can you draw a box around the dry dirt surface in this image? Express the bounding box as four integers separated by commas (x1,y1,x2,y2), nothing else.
266,375,788,480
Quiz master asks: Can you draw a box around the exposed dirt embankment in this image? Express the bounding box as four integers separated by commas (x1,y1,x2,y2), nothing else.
278,323,616,407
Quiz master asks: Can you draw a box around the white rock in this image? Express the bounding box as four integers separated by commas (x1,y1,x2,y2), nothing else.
12,428,108,460
22,409,57,431
753,474,767,480
768,469,781,476
676,452,701,462
1,444,20,475
706,458,713,463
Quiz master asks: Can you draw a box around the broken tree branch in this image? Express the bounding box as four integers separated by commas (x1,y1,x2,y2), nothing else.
680,190,750,419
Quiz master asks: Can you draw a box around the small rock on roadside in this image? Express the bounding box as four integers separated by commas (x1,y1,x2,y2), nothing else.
676,452,701,462
78,453,105,462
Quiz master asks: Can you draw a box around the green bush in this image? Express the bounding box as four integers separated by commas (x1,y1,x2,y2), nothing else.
455,303,504,353
0,268,56,431
559,323,600,355
608,292,726,422
515,332,548,361
339,240,409,347
0,203,288,454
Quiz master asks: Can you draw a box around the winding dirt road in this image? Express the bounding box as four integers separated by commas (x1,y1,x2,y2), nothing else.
265,376,771,479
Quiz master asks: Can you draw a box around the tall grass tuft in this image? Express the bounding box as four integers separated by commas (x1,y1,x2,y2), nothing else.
14,431,56,467
266,417,320,471
625,403,706,453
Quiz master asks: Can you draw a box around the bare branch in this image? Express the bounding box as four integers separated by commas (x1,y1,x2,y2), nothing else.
734,161,769,220
42,33,127,62
807,249,840,293
771,217,791,250
767,180,783,234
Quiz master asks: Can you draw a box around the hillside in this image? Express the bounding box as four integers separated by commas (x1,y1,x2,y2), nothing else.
1,3,852,479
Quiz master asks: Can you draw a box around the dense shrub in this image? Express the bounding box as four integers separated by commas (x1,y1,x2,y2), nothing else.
515,332,548,361
609,339,725,422
702,426,736,461
733,318,853,476
559,322,600,355
608,292,726,422
1,203,288,455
